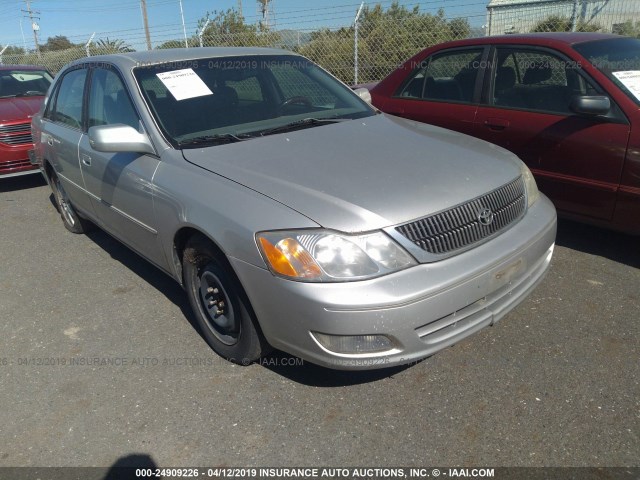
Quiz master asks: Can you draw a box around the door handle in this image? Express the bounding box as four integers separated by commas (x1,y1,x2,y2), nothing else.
81,154,92,166
47,137,54,146
484,118,510,131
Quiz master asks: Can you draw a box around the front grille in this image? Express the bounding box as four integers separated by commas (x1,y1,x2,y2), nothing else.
0,122,33,146
0,133,32,145
0,158,31,173
0,122,31,134
396,176,526,255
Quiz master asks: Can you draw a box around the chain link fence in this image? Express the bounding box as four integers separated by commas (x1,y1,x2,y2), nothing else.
0,0,638,83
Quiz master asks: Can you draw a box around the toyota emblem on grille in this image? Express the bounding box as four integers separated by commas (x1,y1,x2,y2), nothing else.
477,207,494,226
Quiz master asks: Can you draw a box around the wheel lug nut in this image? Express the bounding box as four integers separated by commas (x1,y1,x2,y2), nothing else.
215,309,223,315
208,300,217,306
218,301,225,308
207,287,219,294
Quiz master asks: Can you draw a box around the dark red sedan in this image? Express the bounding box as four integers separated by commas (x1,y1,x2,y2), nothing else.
369,33,640,234
0,65,52,178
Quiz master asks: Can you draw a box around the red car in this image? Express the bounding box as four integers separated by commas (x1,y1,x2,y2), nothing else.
369,33,640,235
0,65,52,178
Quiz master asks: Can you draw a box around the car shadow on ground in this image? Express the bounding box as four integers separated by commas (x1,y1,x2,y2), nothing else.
556,218,639,269
81,225,417,385
0,173,46,192
257,350,420,386
84,228,197,329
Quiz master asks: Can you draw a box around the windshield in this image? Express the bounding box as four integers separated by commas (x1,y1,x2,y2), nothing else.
574,37,640,106
134,55,375,147
0,69,52,99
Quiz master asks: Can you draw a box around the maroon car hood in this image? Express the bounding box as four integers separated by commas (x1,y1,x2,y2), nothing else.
0,96,43,123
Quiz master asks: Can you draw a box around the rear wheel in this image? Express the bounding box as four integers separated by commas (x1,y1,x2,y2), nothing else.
183,235,270,364
50,172,92,234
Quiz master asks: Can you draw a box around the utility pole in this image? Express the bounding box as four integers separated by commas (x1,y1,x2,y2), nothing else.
21,0,40,57
238,0,243,17
140,0,152,50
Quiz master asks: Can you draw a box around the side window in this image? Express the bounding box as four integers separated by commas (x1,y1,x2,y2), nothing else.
88,67,139,129
43,82,60,120
397,49,484,103
51,68,87,129
492,49,590,114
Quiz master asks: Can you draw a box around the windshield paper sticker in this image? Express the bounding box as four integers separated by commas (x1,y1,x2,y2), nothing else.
612,71,640,101
156,69,213,101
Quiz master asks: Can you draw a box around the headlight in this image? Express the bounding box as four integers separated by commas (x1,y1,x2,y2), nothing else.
257,230,416,282
520,162,539,208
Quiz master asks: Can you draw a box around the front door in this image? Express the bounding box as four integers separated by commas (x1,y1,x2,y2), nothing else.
473,46,630,221
79,66,164,266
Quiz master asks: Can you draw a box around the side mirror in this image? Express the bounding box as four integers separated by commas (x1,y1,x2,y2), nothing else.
570,95,611,116
353,87,372,104
88,124,155,155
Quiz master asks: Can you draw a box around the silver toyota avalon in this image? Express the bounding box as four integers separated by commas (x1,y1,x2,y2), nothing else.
31,48,556,370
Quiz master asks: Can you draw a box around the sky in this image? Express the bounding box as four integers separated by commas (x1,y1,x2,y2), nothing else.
0,0,487,51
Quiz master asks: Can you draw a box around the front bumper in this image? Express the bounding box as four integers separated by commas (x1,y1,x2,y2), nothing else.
231,195,557,370
0,144,38,178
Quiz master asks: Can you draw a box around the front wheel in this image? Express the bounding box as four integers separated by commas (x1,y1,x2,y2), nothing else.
183,235,270,364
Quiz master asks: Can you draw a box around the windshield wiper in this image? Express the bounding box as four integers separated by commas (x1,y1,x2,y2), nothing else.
178,133,252,148
257,117,349,137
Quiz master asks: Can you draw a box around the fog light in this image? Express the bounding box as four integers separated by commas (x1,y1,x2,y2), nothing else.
312,332,393,354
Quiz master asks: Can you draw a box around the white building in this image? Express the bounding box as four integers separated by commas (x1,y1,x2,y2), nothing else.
486,0,640,36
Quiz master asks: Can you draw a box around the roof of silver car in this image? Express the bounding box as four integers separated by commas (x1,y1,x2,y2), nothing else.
68,47,300,70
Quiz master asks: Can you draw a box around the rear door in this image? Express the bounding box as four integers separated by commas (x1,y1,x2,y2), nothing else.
78,65,164,266
473,46,630,221
380,47,487,134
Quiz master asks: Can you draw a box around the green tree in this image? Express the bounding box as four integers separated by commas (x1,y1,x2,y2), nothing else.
41,35,76,52
297,27,355,82
197,8,279,48
613,20,640,38
531,15,601,33
2,45,26,56
299,2,470,84
156,39,197,49
93,38,134,54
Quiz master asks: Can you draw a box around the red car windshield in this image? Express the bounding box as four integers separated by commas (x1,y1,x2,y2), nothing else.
0,69,52,99
574,37,640,106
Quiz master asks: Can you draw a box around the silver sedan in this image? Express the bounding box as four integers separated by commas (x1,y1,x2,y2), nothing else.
31,48,556,369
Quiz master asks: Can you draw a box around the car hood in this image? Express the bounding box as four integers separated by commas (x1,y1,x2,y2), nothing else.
181,114,522,232
0,96,43,123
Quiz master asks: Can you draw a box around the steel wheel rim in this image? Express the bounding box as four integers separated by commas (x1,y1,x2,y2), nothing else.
54,177,76,227
198,268,238,346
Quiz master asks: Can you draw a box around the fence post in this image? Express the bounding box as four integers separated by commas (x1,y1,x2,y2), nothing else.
179,0,188,48
354,1,364,85
570,0,581,32
198,19,211,48
85,32,95,57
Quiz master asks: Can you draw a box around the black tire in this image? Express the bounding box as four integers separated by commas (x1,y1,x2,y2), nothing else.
183,235,270,365
50,172,93,234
